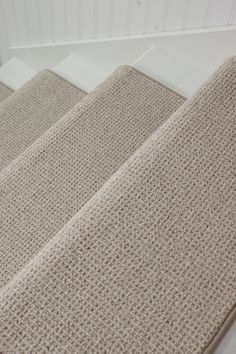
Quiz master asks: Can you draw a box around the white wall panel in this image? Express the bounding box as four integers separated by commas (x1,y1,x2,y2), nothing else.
79,0,93,39
111,0,130,37
25,0,41,44
64,0,80,41
1,0,18,46
129,0,148,34
37,0,54,44
228,0,236,24
233,2,236,23
13,0,28,45
164,0,188,31
208,0,235,27
95,0,112,38
145,0,166,33
203,0,215,28
185,0,210,29
0,0,235,62
50,0,66,42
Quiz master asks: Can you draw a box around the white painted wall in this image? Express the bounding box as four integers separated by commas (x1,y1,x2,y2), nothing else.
0,0,236,62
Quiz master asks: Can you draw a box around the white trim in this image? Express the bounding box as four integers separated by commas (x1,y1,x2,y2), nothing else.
133,44,209,97
7,25,236,51
214,322,236,354
53,53,108,92
7,27,236,76
0,58,37,90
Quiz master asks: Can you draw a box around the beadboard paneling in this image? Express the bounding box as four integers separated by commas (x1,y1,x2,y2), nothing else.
0,0,235,60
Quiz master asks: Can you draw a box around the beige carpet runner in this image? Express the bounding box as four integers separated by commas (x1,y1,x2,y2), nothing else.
0,66,184,290
0,82,13,103
0,58,235,354
0,59,235,354
0,70,85,171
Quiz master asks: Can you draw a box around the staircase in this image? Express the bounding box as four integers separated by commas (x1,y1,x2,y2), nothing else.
0,25,235,354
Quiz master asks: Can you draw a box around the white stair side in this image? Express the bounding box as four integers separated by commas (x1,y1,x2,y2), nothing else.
0,58,37,91
214,321,236,354
53,53,109,92
133,44,210,98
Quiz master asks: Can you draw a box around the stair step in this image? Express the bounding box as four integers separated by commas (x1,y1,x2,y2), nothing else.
53,53,109,92
133,45,210,98
0,58,37,90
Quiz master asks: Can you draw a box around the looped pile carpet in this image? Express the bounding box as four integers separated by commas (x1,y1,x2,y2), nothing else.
0,66,184,290
0,70,85,171
0,58,235,353
0,82,13,103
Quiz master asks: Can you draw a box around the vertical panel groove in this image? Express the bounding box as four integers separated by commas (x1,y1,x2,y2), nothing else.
11,0,19,45
77,0,82,40
203,0,215,28
63,0,68,41
162,0,171,32
109,0,115,37
49,0,55,42
126,0,133,36
143,0,151,33
24,0,31,44
0,0,235,57
36,0,42,44
0,1,9,43
227,0,236,25
92,0,98,39
182,0,192,30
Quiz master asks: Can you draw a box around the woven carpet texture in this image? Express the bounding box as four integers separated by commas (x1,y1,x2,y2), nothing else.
0,66,184,291
0,70,85,171
0,82,13,103
0,59,235,353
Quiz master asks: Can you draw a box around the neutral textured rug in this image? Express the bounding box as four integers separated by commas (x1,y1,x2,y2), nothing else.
0,66,184,290
0,70,85,171
0,82,13,103
0,58,234,353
